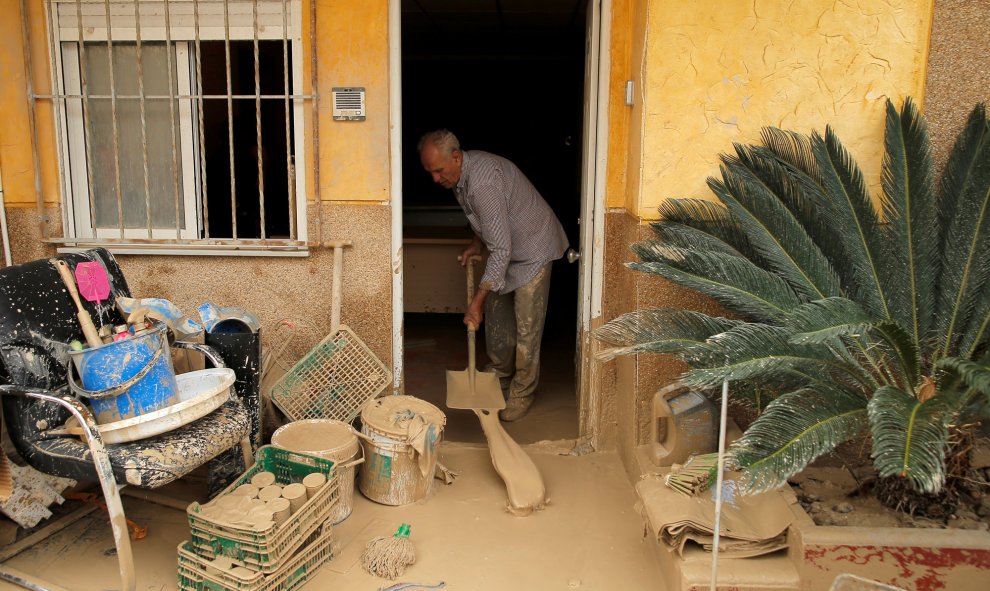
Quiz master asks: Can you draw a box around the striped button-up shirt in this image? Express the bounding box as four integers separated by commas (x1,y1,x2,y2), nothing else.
454,150,569,294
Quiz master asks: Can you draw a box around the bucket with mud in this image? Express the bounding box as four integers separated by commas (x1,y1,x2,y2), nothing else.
358,395,446,506
68,321,179,424
271,419,363,523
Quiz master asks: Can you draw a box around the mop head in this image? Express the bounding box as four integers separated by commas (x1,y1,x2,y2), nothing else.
361,523,416,579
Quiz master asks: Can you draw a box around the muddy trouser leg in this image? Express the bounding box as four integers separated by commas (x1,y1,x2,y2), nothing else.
485,264,552,401
484,288,516,397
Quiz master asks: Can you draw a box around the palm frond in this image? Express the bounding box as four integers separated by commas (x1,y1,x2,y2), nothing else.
760,127,823,185
593,309,740,362
656,198,760,262
729,383,868,494
784,297,875,344
868,386,952,494
645,223,747,259
931,103,990,358
935,356,990,403
681,324,844,389
810,127,890,320
961,298,990,360
627,248,802,323
880,97,939,345
871,321,921,389
708,156,841,301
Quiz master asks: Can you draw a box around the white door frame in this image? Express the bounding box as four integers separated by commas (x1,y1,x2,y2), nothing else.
576,0,610,442
389,0,404,392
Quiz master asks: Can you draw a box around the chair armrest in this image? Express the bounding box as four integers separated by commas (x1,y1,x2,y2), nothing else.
0,385,136,591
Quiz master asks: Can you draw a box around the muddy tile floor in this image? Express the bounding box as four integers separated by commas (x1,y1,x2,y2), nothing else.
0,314,663,590
0,444,661,590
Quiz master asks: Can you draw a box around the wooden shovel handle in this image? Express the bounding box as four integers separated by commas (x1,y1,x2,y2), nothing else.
465,255,482,331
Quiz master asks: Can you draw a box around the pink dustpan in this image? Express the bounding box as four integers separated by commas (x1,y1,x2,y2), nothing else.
74,262,111,303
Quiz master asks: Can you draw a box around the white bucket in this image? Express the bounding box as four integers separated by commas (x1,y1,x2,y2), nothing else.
358,396,445,506
271,419,361,524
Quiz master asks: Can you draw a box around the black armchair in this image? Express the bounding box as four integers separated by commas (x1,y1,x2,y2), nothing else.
0,248,254,590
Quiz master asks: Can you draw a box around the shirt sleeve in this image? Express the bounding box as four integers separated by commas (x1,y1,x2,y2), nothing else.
472,179,511,293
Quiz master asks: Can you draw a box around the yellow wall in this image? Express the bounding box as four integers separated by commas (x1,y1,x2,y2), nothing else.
0,0,57,206
316,0,391,203
611,0,933,219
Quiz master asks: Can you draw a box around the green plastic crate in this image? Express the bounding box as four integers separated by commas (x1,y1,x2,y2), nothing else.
177,527,334,591
186,446,339,573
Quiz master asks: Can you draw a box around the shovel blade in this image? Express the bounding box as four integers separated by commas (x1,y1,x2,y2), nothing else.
446,368,506,410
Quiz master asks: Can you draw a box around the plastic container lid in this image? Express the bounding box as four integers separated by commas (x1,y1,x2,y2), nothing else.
272,419,360,461
360,395,446,439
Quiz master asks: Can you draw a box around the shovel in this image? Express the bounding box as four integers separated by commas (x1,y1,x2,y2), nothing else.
445,258,505,411
446,258,547,516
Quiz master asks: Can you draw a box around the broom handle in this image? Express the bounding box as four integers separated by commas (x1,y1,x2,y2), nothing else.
466,259,477,392
53,260,103,348
323,240,352,333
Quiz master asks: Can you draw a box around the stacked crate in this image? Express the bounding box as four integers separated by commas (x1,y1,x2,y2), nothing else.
177,446,340,591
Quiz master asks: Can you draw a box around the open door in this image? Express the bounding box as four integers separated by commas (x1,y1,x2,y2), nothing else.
576,0,609,440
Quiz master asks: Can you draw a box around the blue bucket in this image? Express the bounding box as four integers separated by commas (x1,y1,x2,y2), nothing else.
68,322,179,424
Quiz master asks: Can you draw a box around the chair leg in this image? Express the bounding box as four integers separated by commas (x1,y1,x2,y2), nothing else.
3,389,136,591
240,436,254,467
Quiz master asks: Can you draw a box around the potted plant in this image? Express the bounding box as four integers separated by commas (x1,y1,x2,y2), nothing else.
596,98,990,513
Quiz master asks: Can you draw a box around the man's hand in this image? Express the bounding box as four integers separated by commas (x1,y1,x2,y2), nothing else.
464,285,489,331
458,236,484,267
464,301,484,331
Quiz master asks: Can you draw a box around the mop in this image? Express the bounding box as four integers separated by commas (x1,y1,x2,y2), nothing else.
362,524,416,579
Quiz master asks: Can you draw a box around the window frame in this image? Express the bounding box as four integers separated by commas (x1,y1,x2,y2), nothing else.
48,0,309,252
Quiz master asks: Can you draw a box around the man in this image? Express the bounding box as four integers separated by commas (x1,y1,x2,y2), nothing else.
418,129,569,421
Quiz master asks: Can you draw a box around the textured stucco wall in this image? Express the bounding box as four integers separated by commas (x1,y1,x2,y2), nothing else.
637,0,931,219
923,0,990,170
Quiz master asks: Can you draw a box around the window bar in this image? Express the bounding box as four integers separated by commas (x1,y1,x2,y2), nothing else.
20,0,46,238
133,0,154,239
193,0,210,238
281,0,295,239
163,0,182,239
253,0,266,239
310,0,322,244
38,92,313,101
102,0,126,238
42,0,71,238
75,0,99,234
223,0,237,239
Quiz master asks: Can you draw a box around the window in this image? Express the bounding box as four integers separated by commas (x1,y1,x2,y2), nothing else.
48,0,308,251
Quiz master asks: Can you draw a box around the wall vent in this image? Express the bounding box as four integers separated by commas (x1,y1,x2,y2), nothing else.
332,87,366,121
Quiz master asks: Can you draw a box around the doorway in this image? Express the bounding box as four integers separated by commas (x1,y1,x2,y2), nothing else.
400,0,589,443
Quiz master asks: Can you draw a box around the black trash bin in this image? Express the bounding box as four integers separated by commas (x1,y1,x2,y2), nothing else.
204,323,262,494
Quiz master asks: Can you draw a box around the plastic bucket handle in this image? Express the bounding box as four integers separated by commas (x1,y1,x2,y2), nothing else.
66,341,165,400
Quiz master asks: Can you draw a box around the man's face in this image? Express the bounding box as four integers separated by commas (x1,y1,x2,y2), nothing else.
420,142,462,189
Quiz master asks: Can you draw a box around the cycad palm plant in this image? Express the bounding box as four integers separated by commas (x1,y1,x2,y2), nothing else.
596,99,990,500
